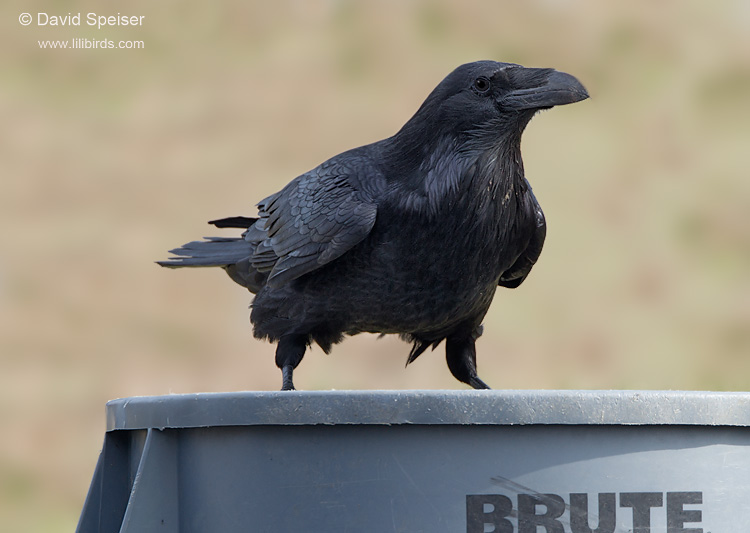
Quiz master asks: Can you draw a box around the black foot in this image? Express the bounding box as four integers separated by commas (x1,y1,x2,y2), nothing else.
281,365,296,391
446,332,492,390
276,334,307,391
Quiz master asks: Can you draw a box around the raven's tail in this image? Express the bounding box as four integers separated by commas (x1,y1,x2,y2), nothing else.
158,216,257,268
156,236,253,269
157,217,265,292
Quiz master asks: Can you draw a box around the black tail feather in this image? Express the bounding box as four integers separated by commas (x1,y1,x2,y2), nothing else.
209,216,257,229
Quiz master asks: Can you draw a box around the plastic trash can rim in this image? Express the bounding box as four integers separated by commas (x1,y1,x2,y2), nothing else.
104,389,750,431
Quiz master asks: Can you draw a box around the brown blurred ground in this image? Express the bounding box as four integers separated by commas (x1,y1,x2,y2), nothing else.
1,0,749,531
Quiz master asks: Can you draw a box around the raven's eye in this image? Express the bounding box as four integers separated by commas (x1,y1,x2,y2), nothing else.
473,77,491,94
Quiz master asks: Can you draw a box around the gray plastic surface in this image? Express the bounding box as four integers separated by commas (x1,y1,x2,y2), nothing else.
106,389,750,429
78,390,750,532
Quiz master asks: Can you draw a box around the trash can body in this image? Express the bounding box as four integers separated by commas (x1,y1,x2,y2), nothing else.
76,390,750,532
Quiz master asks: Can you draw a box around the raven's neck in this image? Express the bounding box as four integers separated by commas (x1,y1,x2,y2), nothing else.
379,122,527,218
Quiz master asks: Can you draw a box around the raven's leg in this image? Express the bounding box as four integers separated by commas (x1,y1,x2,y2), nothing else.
445,334,491,390
275,334,307,391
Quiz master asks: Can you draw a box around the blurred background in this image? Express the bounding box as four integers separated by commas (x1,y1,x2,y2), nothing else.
1,0,749,530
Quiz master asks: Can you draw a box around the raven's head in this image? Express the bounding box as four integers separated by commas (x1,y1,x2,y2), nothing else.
385,61,588,203
400,60,588,144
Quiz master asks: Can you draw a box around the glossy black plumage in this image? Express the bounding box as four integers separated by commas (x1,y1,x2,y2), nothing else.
158,61,588,390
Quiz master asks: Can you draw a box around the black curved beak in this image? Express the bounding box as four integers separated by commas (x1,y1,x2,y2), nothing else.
502,68,589,110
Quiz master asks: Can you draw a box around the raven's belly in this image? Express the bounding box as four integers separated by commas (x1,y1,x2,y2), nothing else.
299,237,502,337
344,281,497,337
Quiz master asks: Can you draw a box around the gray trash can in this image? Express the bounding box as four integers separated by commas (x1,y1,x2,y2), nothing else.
76,390,750,532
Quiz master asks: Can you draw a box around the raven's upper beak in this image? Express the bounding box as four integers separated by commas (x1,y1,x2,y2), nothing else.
502,68,589,110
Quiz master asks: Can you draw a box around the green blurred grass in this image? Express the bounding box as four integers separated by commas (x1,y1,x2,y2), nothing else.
1,1,749,531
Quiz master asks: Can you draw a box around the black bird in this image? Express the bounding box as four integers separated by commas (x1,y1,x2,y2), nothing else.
158,61,588,391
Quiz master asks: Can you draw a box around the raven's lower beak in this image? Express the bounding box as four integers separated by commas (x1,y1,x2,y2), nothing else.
502,68,589,110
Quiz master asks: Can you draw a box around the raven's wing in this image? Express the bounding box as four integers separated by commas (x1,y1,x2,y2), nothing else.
498,190,546,289
251,156,379,288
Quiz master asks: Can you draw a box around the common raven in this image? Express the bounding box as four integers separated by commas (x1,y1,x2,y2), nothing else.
158,61,588,390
